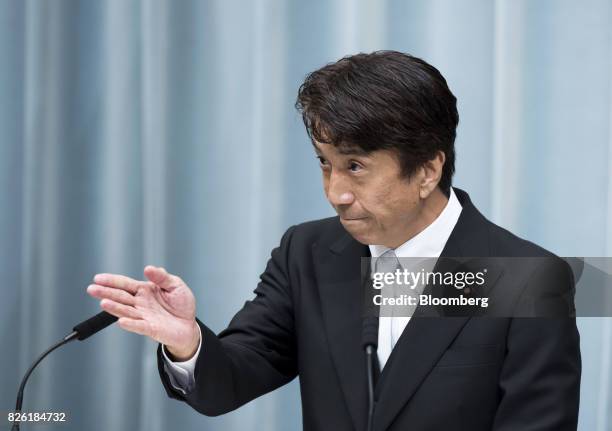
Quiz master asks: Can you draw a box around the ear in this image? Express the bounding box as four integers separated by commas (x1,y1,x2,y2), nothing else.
419,151,445,199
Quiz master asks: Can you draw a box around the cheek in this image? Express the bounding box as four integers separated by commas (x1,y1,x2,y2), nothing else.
389,195,419,224
322,175,329,196
373,186,417,222
370,186,395,212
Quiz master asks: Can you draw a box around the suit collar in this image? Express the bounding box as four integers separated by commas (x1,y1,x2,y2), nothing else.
440,187,491,257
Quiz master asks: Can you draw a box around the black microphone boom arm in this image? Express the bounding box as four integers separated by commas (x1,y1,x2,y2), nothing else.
11,311,117,430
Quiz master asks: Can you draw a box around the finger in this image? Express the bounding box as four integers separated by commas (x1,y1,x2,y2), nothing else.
93,273,141,294
100,298,142,320
87,284,135,306
144,265,177,290
118,317,151,337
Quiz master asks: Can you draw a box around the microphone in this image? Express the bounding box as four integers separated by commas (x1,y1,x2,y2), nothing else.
11,311,118,430
362,315,379,350
362,315,379,431
72,311,118,340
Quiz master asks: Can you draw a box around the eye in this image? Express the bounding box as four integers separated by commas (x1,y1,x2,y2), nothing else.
349,161,363,172
316,156,329,167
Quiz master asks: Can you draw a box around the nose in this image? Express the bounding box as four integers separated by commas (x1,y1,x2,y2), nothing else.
327,171,355,207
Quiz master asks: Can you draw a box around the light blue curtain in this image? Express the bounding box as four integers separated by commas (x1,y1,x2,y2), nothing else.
1,1,610,430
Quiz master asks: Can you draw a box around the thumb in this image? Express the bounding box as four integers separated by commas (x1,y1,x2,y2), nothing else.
144,265,174,289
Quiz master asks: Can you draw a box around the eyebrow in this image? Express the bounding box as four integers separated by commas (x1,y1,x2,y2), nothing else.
311,141,369,157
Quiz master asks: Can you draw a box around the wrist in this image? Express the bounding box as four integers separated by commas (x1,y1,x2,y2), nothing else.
166,321,200,362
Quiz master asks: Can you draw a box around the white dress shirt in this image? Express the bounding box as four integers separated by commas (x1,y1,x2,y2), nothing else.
164,188,462,391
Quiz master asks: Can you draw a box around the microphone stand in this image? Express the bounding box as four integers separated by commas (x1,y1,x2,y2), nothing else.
362,260,379,431
364,343,376,431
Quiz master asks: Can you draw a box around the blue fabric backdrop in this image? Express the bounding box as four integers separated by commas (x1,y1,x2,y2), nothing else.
1,1,611,430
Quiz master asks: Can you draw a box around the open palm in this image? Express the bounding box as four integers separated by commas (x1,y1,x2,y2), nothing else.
87,265,199,358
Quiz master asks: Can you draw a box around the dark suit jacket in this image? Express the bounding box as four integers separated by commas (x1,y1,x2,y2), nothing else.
157,188,581,431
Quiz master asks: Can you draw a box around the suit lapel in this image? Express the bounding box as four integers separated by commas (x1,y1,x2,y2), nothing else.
372,316,470,430
313,224,370,431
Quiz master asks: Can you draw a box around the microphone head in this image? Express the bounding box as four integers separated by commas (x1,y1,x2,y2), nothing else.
362,316,379,349
73,311,118,340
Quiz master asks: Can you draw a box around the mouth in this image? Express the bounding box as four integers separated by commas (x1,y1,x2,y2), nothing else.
341,217,367,222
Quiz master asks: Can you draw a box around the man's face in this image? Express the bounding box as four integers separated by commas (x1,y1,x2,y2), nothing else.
314,141,422,247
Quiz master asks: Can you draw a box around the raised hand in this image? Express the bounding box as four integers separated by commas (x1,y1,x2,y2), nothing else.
87,265,200,361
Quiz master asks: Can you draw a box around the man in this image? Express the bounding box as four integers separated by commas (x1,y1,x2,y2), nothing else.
87,51,581,430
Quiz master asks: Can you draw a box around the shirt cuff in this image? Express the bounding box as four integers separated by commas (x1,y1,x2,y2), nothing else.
161,324,202,394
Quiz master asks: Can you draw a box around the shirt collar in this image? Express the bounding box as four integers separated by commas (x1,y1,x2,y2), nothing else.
368,187,463,259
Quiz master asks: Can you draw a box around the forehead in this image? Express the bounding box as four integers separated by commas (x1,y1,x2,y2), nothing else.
312,141,369,157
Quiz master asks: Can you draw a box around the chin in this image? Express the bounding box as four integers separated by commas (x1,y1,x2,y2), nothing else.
340,222,375,245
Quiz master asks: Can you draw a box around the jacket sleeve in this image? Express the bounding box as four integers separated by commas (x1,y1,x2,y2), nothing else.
491,257,581,430
157,225,299,416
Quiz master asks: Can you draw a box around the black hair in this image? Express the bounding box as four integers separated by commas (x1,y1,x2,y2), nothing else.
295,50,459,195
